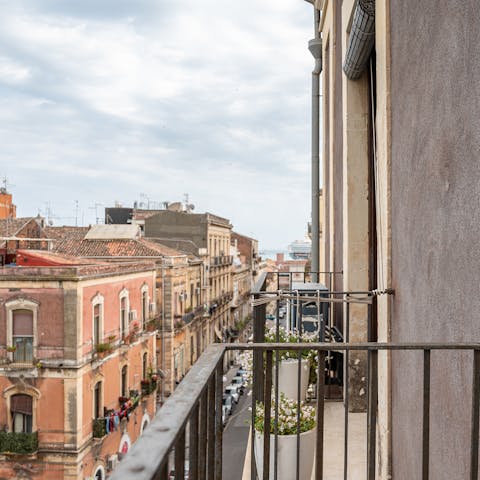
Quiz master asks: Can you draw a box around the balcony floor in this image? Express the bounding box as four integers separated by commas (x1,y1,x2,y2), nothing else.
241,401,367,479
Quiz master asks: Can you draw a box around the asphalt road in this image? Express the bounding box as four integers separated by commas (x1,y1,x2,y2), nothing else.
222,380,251,479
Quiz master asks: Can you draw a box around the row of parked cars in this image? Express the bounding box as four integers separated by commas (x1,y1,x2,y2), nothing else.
222,366,248,424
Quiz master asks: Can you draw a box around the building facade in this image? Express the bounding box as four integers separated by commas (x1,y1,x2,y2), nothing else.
318,0,480,477
0,255,157,480
144,210,234,350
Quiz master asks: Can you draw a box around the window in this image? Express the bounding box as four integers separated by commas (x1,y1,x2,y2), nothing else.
94,466,105,480
93,304,101,346
142,353,148,379
12,310,33,363
142,289,148,329
120,296,128,337
121,366,128,397
11,394,33,433
94,382,102,419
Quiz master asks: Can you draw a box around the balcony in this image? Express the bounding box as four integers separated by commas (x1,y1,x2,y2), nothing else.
109,274,480,479
210,255,234,267
0,431,38,455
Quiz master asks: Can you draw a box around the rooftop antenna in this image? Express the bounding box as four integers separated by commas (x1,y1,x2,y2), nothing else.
1,176,14,194
75,200,79,227
89,203,104,224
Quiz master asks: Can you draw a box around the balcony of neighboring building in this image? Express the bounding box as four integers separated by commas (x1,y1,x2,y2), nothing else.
210,255,234,268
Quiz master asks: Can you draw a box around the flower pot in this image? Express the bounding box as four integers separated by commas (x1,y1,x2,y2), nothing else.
254,427,316,480
276,358,310,402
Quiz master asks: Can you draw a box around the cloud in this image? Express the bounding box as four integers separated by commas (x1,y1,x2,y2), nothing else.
0,0,315,248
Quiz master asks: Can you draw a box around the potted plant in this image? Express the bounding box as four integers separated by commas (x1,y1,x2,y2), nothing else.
254,394,316,480
264,326,317,401
6,345,16,353
95,343,112,358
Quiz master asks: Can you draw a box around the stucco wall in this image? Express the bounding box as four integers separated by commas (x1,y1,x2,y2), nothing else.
390,1,480,478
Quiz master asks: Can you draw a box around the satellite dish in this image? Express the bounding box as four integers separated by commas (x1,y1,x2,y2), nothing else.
188,204,195,211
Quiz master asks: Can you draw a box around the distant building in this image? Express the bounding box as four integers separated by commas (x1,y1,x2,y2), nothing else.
0,252,157,479
144,210,234,349
0,187,16,220
45,224,208,398
0,217,49,265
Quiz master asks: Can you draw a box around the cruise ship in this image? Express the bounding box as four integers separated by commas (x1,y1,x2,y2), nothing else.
287,236,311,259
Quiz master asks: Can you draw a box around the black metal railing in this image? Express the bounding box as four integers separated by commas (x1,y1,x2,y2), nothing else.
109,341,480,480
110,273,480,479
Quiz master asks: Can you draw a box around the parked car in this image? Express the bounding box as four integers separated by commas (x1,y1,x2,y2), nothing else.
225,385,240,404
230,376,245,394
236,367,248,380
223,393,233,418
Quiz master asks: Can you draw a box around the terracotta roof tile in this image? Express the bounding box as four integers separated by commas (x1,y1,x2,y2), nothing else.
0,217,37,237
50,237,186,258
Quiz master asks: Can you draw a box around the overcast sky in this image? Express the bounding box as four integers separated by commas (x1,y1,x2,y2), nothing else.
0,0,314,250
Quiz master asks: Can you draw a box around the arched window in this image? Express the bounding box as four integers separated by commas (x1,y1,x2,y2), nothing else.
93,466,105,480
11,394,33,433
121,365,128,397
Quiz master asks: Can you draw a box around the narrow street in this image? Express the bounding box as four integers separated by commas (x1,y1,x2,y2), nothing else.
222,366,251,480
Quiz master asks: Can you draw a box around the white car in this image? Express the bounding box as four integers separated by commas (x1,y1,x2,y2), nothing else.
230,376,245,394
225,385,240,403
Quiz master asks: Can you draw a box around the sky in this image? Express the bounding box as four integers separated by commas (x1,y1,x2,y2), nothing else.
0,0,315,250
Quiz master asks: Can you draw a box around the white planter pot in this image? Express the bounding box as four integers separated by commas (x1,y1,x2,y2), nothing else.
254,427,316,480
276,358,310,402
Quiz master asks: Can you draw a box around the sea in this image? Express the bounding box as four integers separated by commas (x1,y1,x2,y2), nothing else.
258,249,290,261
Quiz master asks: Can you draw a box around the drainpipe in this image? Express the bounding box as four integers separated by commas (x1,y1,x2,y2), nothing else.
305,0,322,282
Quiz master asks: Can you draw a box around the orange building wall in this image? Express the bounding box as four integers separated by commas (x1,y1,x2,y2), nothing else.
0,192,16,219
82,274,155,356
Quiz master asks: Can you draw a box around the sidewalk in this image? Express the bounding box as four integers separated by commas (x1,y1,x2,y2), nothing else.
242,402,367,479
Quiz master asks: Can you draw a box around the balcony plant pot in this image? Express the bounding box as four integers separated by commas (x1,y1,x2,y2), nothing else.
253,394,316,480
254,427,316,480
276,358,310,402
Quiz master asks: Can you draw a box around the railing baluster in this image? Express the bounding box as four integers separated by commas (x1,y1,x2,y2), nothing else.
215,363,223,480
367,349,378,479
315,350,326,480
199,389,208,479
174,428,186,480
152,461,169,480
274,297,280,480
423,349,431,480
344,298,350,480
189,404,199,480
264,350,273,480
471,350,480,480
251,363,257,480
296,352,302,480
207,375,216,480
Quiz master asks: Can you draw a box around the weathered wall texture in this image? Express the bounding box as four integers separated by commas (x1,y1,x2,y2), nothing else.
390,1,480,478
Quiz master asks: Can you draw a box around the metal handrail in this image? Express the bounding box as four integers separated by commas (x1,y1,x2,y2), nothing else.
110,341,480,480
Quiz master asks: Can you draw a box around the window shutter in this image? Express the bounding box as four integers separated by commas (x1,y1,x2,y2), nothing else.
11,394,33,415
13,310,33,336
